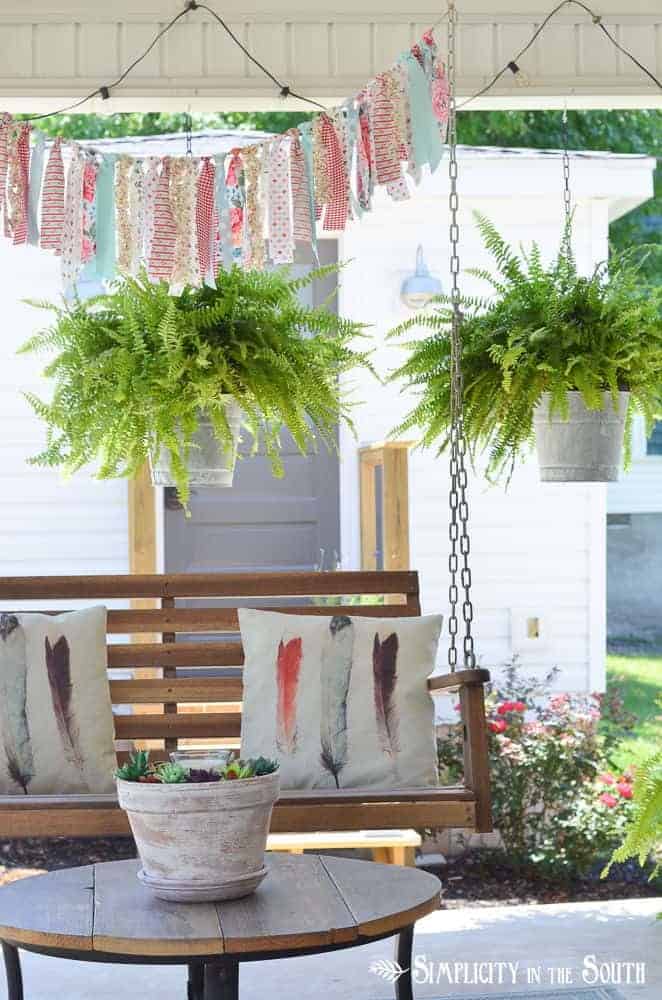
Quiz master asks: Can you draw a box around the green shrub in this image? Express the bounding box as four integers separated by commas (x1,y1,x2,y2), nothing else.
437,661,638,879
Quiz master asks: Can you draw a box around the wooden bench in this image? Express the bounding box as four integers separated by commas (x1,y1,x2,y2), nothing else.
0,571,492,840
266,829,422,866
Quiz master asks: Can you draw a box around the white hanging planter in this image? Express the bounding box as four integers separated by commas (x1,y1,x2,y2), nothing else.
117,770,281,902
150,395,242,489
533,390,629,483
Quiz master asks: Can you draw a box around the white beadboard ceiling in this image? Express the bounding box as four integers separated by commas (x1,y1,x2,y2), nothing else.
0,3,660,110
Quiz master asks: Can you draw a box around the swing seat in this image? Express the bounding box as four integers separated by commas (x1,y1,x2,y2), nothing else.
0,571,492,838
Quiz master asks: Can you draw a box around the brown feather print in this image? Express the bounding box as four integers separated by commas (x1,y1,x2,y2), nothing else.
0,614,34,793
373,632,400,757
45,635,86,778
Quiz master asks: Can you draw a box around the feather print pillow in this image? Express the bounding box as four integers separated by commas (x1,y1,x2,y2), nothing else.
239,609,443,790
0,607,116,795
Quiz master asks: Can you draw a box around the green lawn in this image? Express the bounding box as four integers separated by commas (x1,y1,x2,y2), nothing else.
605,653,662,770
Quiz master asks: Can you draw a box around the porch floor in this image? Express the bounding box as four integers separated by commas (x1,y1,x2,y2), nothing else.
4,897,659,999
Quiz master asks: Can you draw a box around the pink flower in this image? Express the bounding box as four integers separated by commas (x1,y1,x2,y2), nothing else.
488,719,507,734
616,782,633,800
453,703,461,713
598,773,616,786
550,694,570,712
599,793,618,809
497,736,526,763
497,701,514,716
512,701,526,713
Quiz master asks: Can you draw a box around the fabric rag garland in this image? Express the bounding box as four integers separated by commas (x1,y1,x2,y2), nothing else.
0,30,448,290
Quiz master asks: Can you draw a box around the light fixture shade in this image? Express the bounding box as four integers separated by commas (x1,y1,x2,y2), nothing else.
400,245,443,309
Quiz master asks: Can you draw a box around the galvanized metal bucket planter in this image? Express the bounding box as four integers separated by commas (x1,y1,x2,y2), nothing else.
117,770,280,902
533,390,629,483
150,395,242,489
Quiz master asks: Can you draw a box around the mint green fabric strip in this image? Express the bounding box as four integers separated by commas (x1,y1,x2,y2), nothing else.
95,155,116,280
27,132,46,246
406,54,443,175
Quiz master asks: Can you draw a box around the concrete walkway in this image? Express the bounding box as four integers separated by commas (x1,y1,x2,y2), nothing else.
3,898,660,999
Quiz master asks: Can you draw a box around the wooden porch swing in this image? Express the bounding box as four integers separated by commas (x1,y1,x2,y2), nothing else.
0,4,492,846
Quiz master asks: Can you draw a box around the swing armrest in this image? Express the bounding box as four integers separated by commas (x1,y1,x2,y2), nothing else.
427,668,490,695
428,668,493,834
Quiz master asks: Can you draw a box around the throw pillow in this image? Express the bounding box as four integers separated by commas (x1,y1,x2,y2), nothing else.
0,606,116,795
239,609,442,790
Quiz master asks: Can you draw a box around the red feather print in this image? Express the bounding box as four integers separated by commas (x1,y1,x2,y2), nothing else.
373,632,400,757
45,635,86,778
276,637,302,754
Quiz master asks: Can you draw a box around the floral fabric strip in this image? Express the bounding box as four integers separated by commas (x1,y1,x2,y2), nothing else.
371,74,404,188
142,157,160,269
129,159,145,274
289,129,312,244
268,137,293,265
149,157,177,283
225,150,245,259
242,146,265,271
8,123,31,245
170,157,200,290
60,146,85,292
214,154,233,271
196,156,215,283
40,138,66,253
0,114,11,220
115,155,133,274
27,131,46,247
81,157,98,266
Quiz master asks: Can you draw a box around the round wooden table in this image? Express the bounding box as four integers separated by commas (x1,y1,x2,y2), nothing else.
0,854,440,1000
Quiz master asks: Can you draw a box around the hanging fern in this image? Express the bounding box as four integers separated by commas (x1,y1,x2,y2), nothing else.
21,266,373,505
603,750,662,881
388,214,662,482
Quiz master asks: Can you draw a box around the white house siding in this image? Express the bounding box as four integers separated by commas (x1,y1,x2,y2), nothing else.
0,240,129,596
338,149,655,696
0,2,660,111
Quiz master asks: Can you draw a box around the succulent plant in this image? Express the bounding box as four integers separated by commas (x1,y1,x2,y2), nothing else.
248,757,280,777
115,750,150,781
187,768,222,783
157,762,188,784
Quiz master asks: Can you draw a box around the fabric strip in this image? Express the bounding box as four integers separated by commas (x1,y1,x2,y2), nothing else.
94,154,116,280
40,138,66,253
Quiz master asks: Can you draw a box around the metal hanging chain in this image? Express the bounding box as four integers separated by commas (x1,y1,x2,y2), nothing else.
561,106,572,225
446,2,476,673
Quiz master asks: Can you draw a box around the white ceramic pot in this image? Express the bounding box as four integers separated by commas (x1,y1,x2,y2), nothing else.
533,390,629,483
150,395,242,489
117,770,280,902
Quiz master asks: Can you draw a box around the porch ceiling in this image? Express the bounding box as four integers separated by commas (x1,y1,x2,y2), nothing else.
0,2,660,111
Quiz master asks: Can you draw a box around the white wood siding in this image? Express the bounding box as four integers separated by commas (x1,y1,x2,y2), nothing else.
0,2,660,111
608,416,662,514
0,242,129,585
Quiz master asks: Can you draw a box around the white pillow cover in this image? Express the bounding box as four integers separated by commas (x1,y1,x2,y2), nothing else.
239,609,443,790
0,606,116,795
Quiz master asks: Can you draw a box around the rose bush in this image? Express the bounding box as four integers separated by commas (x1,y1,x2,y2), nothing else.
437,661,638,879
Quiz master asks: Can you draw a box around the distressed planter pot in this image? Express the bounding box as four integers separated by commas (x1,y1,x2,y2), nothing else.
116,771,280,903
533,390,629,483
150,395,242,489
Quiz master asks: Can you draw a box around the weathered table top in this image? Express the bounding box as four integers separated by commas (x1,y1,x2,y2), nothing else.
0,854,440,959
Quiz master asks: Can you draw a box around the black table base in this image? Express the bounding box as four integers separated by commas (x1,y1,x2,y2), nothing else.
3,925,416,1000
